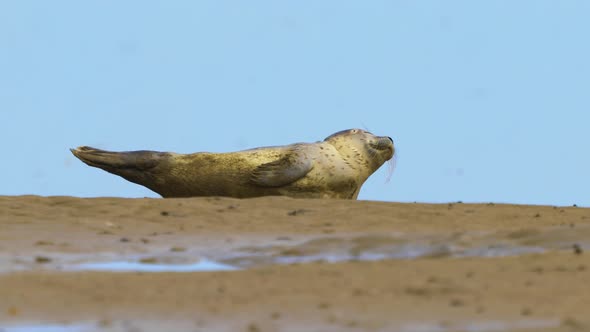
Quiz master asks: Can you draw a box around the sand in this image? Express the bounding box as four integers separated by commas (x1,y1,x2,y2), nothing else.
0,195,589,331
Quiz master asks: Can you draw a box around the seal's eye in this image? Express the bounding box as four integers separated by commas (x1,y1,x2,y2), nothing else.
351,129,358,134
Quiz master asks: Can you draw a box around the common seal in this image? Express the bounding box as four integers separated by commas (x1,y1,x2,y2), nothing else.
71,129,394,199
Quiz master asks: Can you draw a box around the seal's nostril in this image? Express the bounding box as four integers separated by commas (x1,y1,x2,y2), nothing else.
387,136,393,143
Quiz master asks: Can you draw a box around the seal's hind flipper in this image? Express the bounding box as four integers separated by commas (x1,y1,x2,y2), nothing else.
71,146,174,196
250,150,313,187
70,146,165,171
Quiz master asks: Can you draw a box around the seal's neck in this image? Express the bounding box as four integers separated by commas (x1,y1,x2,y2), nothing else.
328,141,375,182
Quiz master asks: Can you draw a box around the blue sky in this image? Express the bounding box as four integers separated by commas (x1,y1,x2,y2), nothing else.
1,1,588,205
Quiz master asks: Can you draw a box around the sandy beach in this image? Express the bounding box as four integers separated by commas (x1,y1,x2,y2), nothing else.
0,195,589,331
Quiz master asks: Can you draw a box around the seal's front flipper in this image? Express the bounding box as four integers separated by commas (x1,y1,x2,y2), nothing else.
250,150,313,187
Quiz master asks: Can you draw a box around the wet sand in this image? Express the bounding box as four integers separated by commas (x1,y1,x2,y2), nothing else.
0,196,589,331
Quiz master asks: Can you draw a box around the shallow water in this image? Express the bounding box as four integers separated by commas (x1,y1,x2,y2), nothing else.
68,259,236,272
0,321,202,332
0,252,237,273
0,318,561,332
1,226,588,273
0,323,93,332
399,318,560,332
222,226,589,267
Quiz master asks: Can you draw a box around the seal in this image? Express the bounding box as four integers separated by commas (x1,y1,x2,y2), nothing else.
71,129,394,199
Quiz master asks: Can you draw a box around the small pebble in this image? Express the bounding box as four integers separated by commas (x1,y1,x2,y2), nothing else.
247,323,261,332
7,306,19,316
287,209,308,216
449,298,464,307
139,257,158,264
35,256,51,263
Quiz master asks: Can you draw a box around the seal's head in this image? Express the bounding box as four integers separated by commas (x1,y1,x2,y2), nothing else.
324,129,395,175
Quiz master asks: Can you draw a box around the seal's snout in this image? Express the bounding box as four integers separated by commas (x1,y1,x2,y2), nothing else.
377,136,395,161
387,137,395,154
370,136,394,151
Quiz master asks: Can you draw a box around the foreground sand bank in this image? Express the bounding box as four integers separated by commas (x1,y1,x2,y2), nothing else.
0,196,589,331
